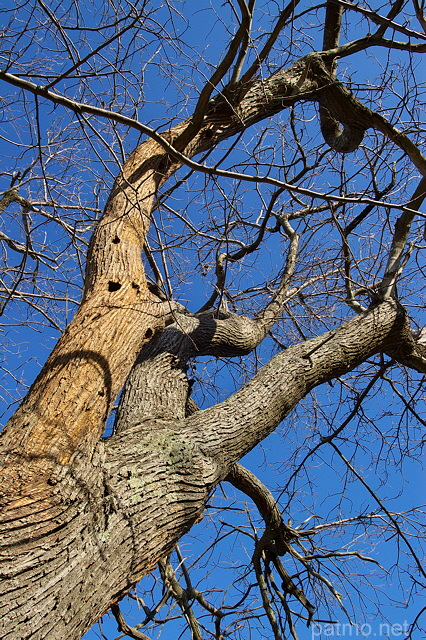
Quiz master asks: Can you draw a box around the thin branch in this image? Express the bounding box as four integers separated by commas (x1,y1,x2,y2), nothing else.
255,216,299,333
173,0,253,150
195,252,227,314
158,556,203,640
329,442,426,581
330,206,366,313
280,361,393,497
239,0,301,85
413,0,426,33
227,188,285,262
379,175,426,299
43,9,145,90
252,547,283,640
374,0,407,38
111,603,152,640
336,0,426,41
229,0,255,84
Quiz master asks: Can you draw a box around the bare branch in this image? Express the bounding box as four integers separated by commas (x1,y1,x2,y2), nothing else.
111,603,152,640
379,175,426,299
158,557,203,640
239,0,302,85
413,0,426,33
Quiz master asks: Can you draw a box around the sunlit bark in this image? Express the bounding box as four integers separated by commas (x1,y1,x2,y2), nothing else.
1,3,426,639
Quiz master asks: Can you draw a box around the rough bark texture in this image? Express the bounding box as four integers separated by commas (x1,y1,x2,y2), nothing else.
2,299,425,640
1,49,426,640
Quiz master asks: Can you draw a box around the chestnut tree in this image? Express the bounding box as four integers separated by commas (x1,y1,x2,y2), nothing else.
1,1,426,638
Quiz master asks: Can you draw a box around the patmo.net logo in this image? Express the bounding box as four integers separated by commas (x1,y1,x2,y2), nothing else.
311,621,410,638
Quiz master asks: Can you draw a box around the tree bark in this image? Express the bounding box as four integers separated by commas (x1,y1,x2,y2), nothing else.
1,48,425,640
2,299,425,640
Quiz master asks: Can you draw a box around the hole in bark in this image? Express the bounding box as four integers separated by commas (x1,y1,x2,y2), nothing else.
157,156,171,176
112,236,120,244
108,281,121,292
131,281,140,292
145,328,153,339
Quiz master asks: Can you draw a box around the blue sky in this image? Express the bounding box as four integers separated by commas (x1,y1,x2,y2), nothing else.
1,1,426,638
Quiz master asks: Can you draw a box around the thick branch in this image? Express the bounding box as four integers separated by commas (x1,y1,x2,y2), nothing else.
113,309,277,431
3,300,423,640
114,227,298,432
319,1,357,152
0,54,321,479
185,301,410,470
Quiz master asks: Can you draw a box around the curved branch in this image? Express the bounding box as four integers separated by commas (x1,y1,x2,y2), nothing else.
320,1,366,155
111,603,152,640
2,59,426,190
378,175,426,300
319,1,362,153
226,465,315,627
114,225,298,431
185,301,409,469
226,463,283,531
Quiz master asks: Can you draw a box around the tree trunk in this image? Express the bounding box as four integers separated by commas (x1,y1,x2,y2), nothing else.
1,49,425,640
2,299,423,640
